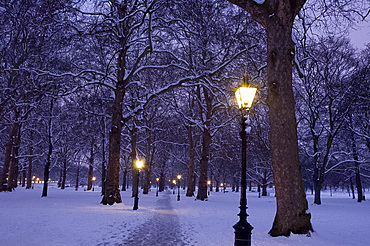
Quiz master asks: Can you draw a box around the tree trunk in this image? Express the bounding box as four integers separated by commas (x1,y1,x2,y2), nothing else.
266,6,312,237
21,169,26,187
131,126,138,198
75,165,79,191
101,123,107,196
57,168,62,188
42,100,53,197
351,124,364,202
262,173,268,196
61,159,67,190
196,129,211,200
101,88,124,205
159,172,165,192
26,131,33,189
0,117,20,192
87,137,94,191
7,125,21,191
349,176,355,199
122,169,127,191
314,179,322,205
143,135,154,194
186,125,195,197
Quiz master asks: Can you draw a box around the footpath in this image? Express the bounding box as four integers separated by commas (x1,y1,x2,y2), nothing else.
122,190,188,246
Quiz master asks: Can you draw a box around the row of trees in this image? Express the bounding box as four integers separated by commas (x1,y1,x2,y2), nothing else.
0,0,369,237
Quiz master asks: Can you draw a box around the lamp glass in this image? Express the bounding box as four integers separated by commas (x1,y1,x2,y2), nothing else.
235,87,257,110
136,159,144,169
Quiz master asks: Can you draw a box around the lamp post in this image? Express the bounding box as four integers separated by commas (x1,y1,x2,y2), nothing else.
233,74,257,246
172,180,176,194
92,176,96,191
156,177,159,197
133,159,144,210
177,174,182,201
207,180,211,195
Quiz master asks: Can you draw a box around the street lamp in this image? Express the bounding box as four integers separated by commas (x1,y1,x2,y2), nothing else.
207,180,211,195
156,177,159,197
133,159,144,210
92,176,96,191
177,175,182,201
172,180,176,194
233,73,256,246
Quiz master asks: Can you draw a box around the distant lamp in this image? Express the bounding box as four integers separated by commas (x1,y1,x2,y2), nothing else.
156,177,160,197
177,175,182,201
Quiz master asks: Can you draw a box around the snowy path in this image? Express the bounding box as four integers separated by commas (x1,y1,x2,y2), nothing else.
121,190,189,246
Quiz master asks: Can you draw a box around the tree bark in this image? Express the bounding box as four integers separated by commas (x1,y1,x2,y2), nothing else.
131,126,138,198
87,137,94,191
0,116,20,192
159,172,165,192
26,130,33,189
101,90,123,205
122,169,127,191
75,164,79,191
101,121,107,196
61,158,67,190
227,0,312,236
42,100,53,197
351,127,364,202
196,129,211,200
186,125,195,197
7,124,21,191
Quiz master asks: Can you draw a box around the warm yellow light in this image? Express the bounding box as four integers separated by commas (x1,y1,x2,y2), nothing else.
32,176,36,179
235,86,257,110
135,159,144,169
172,180,176,185
156,178,159,182
220,183,224,187
36,178,40,181
92,176,96,181
207,180,211,185
177,174,182,180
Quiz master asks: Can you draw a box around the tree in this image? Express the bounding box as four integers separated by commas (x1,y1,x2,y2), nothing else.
227,0,312,236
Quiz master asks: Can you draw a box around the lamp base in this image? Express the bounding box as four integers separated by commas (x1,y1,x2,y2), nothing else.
233,220,253,246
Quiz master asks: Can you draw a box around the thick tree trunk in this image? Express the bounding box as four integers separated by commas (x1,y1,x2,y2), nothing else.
196,130,211,200
265,11,312,237
186,125,195,197
0,119,19,192
313,177,322,205
101,88,124,205
159,172,165,192
7,125,21,191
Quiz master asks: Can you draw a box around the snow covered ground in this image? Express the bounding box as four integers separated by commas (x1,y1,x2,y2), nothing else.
0,184,369,246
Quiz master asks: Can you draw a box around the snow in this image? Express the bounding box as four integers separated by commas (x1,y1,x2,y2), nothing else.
1,184,369,246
